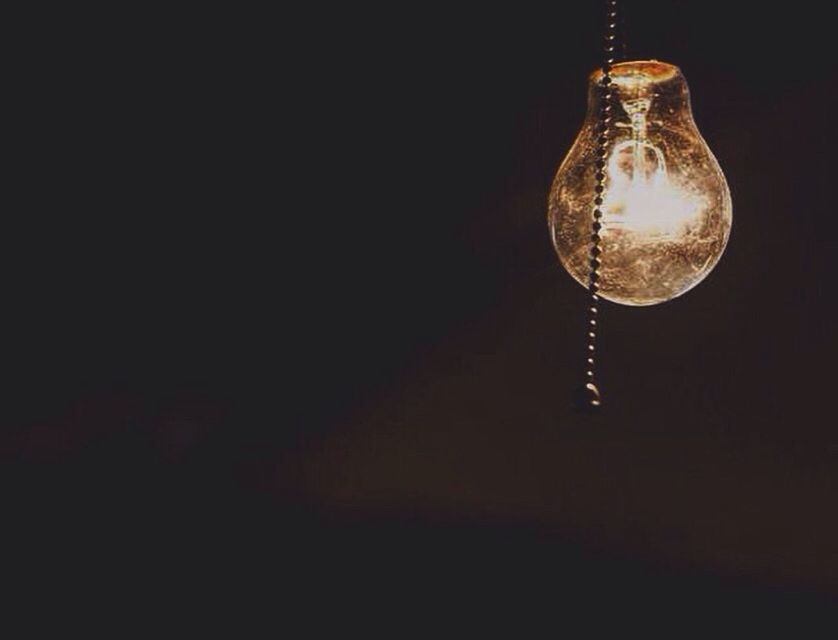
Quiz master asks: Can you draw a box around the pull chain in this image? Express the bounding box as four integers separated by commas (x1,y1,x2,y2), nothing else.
579,0,620,410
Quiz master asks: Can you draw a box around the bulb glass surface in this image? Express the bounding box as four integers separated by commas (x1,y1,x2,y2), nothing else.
548,60,732,305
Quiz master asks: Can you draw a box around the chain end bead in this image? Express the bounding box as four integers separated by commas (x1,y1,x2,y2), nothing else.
574,382,602,411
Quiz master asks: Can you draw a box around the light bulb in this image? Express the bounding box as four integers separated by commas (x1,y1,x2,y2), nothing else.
548,60,732,306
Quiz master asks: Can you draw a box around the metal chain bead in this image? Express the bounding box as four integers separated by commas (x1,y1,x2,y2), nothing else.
579,0,619,410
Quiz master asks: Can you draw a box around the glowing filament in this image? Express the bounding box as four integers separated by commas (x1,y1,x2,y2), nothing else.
603,98,704,239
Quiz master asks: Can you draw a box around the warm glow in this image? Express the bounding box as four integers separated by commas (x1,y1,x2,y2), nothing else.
602,141,704,238
549,60,732,306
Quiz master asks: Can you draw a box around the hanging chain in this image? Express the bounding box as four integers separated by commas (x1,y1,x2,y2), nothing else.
579,0,620,410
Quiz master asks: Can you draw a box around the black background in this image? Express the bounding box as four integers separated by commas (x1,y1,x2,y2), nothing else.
4,0,838,625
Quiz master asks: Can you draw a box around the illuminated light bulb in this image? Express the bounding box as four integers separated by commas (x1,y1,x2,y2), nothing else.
549,60,732,306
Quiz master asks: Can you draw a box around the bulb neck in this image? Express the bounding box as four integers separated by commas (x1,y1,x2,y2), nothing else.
586,59,691,123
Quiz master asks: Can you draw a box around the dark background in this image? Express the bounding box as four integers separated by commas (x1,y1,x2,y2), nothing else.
4,0,837,624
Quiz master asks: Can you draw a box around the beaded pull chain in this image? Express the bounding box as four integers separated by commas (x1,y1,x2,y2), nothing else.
579,0,621,410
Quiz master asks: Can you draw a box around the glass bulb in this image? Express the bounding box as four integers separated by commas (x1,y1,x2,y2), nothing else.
548,60,732,306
